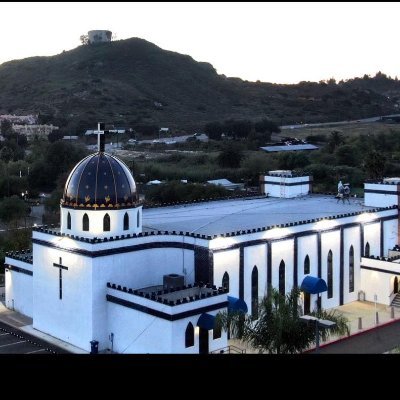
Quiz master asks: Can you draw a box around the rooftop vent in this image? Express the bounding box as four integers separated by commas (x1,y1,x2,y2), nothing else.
163,274,185,290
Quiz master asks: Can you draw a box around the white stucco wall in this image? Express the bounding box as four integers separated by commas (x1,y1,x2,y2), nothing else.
342,226,360,305
32,242,94,352
297,234,318,311
60,206,142,238
364,183,399,207
213,249,240,298
5,261,33,318
271,239,294,295
91,246,195,349
364,222,382,257
243,244,267,313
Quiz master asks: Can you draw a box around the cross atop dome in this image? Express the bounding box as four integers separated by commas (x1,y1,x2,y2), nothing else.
94,122,106,152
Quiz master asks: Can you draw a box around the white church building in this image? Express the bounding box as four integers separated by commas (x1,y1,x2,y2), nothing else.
5,131,400,353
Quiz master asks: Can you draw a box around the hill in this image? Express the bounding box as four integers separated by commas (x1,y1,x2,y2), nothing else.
0,37,399,133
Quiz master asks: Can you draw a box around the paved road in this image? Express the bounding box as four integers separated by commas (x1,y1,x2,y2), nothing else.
309,320,400,354
0,321,70,354
281,113,400,130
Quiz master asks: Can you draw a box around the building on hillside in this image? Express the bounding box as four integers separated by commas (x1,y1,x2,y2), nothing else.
12,124,58,140
88,30,112,44
0,114,37,124
5,125,400,353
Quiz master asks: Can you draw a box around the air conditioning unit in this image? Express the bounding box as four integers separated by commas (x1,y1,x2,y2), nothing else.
163,274,184,290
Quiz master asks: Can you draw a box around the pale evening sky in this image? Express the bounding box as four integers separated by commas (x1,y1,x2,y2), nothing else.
1,2,398,84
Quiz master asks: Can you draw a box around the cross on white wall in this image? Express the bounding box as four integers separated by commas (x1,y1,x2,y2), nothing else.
53,257,69,299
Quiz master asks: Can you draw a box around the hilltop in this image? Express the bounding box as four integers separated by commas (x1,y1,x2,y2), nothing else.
0,37,399,132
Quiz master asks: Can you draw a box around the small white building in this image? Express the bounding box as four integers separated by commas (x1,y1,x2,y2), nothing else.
88,30,112,44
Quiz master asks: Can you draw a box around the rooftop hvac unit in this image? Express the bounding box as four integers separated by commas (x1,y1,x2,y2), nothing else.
163,274,184,290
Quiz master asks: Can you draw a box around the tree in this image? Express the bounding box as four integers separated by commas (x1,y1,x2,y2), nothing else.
204,122,224,140
217,144,243,168
0,196,29,228
80,34,89,45
216,287,349,354
254,118,281,134
364,150,386,180
0,120,14,139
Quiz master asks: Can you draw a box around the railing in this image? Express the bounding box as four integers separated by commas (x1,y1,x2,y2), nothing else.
389,290,397,305
211,345,246,354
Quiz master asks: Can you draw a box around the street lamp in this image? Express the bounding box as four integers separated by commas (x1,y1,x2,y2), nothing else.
300,315,336,353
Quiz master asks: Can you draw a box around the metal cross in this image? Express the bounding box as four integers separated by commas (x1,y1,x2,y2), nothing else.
53,257,69,300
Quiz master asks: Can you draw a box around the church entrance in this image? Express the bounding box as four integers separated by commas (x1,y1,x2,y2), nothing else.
199,328,209,354
304,292,311,315
394,277,398,294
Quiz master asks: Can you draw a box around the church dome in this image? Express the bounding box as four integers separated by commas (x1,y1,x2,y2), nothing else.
62,152,137,209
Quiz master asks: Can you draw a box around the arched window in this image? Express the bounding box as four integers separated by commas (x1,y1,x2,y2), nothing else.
279,260,285,295
103,213,110,231
304,255,310,275
349,246,354,293
327,250,333,299
365,242,370,257
185,322,194,348
67,212,71,230
222,272,229,291
137,210,140,228
82,213,89,231
251,266,259,319
123,212,129,231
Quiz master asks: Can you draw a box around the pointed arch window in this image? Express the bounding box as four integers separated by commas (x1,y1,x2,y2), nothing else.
349,246,354,293
137,210,140,228
279,260,285,295
185,322,194,348
103,213,110,232
82,213,89,231
365,242,370,257
304,255,310,275
67,212,71,230
123,212,129,231
222,272,229,291
327,250,333,299
251,266,259,319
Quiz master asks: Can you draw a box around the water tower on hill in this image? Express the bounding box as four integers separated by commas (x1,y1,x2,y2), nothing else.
88,30,112,44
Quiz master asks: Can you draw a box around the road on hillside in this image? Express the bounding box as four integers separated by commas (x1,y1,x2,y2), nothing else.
308,320,400,354
280,113,400,130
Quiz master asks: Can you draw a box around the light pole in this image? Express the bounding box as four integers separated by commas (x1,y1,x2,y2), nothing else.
300,315,336,353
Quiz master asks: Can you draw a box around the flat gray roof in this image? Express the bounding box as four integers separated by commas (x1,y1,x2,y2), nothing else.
142,195,374,236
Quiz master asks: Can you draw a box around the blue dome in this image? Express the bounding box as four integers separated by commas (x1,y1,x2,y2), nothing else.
62,152,137,209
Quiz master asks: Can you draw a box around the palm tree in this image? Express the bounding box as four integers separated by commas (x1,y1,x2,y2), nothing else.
216,287,349,354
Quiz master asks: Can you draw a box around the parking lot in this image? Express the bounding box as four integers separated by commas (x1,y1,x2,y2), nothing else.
0,321,69,354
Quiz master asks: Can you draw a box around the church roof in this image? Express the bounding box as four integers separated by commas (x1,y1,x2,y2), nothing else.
62,152,137,209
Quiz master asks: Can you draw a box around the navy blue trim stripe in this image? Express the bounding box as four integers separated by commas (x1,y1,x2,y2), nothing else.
293,237,298,287
360,265,400,275
239,246,244,300
32,238,196,258
380,220,385,257
32,215,397,259
106,294,228,320
6,264,33,276
339,227,344,305
317,232,322,278
364,189,399,195
267,242,272,288
262,180,311,187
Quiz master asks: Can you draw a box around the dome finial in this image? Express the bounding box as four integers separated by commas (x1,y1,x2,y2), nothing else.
96,122,105,152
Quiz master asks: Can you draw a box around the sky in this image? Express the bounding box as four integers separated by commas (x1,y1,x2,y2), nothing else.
1,2,399,84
